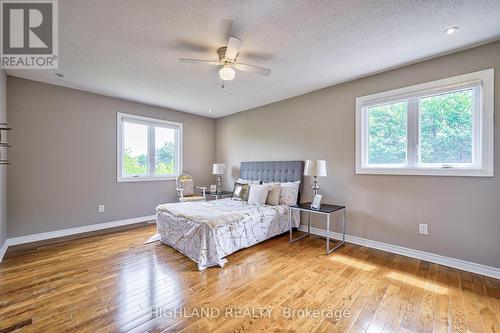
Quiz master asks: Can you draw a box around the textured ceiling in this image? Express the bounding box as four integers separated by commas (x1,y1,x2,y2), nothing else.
6,0,500,118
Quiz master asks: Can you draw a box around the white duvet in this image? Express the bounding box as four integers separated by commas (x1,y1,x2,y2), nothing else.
155,198,299,270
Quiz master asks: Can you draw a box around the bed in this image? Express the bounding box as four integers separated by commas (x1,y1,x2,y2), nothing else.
155,161,304,270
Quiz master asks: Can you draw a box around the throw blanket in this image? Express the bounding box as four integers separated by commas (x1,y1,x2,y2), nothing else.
156,199,272,228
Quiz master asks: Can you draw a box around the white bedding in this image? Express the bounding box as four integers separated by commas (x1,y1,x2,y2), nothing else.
155,198,300,270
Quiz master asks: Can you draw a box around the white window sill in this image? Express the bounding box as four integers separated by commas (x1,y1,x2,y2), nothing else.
117,176,178,182
355,167,493,177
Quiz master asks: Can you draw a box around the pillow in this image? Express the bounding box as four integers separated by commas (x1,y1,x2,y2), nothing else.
232,182,250,201
279,181,300,206
248,184,270,205
265,182,281,206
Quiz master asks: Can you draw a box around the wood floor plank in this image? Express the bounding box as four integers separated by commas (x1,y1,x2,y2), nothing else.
459,271,484,333
0,225,498,333
472,273,499,333
447,267,468,333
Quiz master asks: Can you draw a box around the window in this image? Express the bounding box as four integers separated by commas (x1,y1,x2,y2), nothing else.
356,69,494,176
117,113,182,181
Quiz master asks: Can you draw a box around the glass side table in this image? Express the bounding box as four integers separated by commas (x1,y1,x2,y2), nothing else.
289,202,346,254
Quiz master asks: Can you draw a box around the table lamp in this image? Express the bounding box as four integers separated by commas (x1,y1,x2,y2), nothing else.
212,163,226,194
304,160,327,196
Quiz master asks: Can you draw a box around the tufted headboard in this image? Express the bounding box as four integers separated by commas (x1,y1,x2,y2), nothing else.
239,161,305,199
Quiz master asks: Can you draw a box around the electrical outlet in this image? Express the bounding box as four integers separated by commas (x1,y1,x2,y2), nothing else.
418,223,428,235
98,205,105,213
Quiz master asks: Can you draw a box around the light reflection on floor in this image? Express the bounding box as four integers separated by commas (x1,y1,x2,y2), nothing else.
328,254,448,295
385,271,448,295
329,254,377,271
117,252,182,324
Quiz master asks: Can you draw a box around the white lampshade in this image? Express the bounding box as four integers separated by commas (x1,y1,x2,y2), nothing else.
212,163,226,175
304,160,327,177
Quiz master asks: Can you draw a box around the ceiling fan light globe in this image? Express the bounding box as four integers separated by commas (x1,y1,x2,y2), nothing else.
219,66,235,81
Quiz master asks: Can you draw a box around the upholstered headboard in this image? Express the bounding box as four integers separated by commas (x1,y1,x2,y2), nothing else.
239,160,305,196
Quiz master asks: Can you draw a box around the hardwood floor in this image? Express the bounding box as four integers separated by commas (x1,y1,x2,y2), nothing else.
0,225,498,333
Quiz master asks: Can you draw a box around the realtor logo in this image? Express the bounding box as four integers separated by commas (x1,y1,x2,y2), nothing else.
1,0,58,68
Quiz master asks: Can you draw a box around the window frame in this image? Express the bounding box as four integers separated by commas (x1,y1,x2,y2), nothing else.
117,112,183,182
355,69,494,177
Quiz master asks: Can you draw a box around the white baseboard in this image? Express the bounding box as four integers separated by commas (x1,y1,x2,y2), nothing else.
2,217,498,280
0,240,7,263
6,215,156,247
298,225,500,280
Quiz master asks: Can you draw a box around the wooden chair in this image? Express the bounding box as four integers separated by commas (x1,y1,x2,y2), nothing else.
176,174,206,202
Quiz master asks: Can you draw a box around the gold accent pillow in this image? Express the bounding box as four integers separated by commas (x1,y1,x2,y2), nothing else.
265,182,281,206
232,182,250,201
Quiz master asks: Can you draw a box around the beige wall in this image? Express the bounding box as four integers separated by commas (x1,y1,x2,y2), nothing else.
216,41,500,269
0,71,6,247
7,77,215,237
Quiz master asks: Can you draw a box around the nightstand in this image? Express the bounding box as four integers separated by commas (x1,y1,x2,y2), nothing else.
205,190,233,200
288,202,346,254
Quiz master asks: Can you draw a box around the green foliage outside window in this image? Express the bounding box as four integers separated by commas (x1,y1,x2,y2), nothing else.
155,141,176,174
123,148,147,175
368,102,407,164
368,89,473,165
420,90,472,163
123,142,175,176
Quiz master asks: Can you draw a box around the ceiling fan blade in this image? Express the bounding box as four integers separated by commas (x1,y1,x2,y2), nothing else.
240,51,274,61
179,58,220,65
225,37,242,60
234,63,271,76
219,19,234,42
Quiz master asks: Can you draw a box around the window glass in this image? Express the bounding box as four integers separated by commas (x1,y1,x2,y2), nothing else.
118,113,182,181
419,89,473,164
355,69,493,176
155,126,176,175
368,101,407,165
123,122,148,176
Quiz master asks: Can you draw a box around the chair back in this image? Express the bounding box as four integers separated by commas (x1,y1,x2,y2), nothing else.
176,174,194,196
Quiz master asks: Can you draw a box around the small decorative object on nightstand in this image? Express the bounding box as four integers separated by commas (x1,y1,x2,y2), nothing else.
311,194,322,209
304,160,327,208
212,163,226,194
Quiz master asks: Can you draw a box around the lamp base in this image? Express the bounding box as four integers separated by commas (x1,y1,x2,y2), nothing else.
312,176,320,197
216,176,222,194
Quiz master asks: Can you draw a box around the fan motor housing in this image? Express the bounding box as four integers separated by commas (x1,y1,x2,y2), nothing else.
217,47,235,64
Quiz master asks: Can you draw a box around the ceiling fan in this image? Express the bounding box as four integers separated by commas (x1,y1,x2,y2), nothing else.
179,37,271,81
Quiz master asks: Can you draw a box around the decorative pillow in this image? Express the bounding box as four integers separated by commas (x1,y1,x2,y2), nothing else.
178,179,194,196
232,182,250,201
265,182,281,206
248,184,270,205
279,181,300,206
